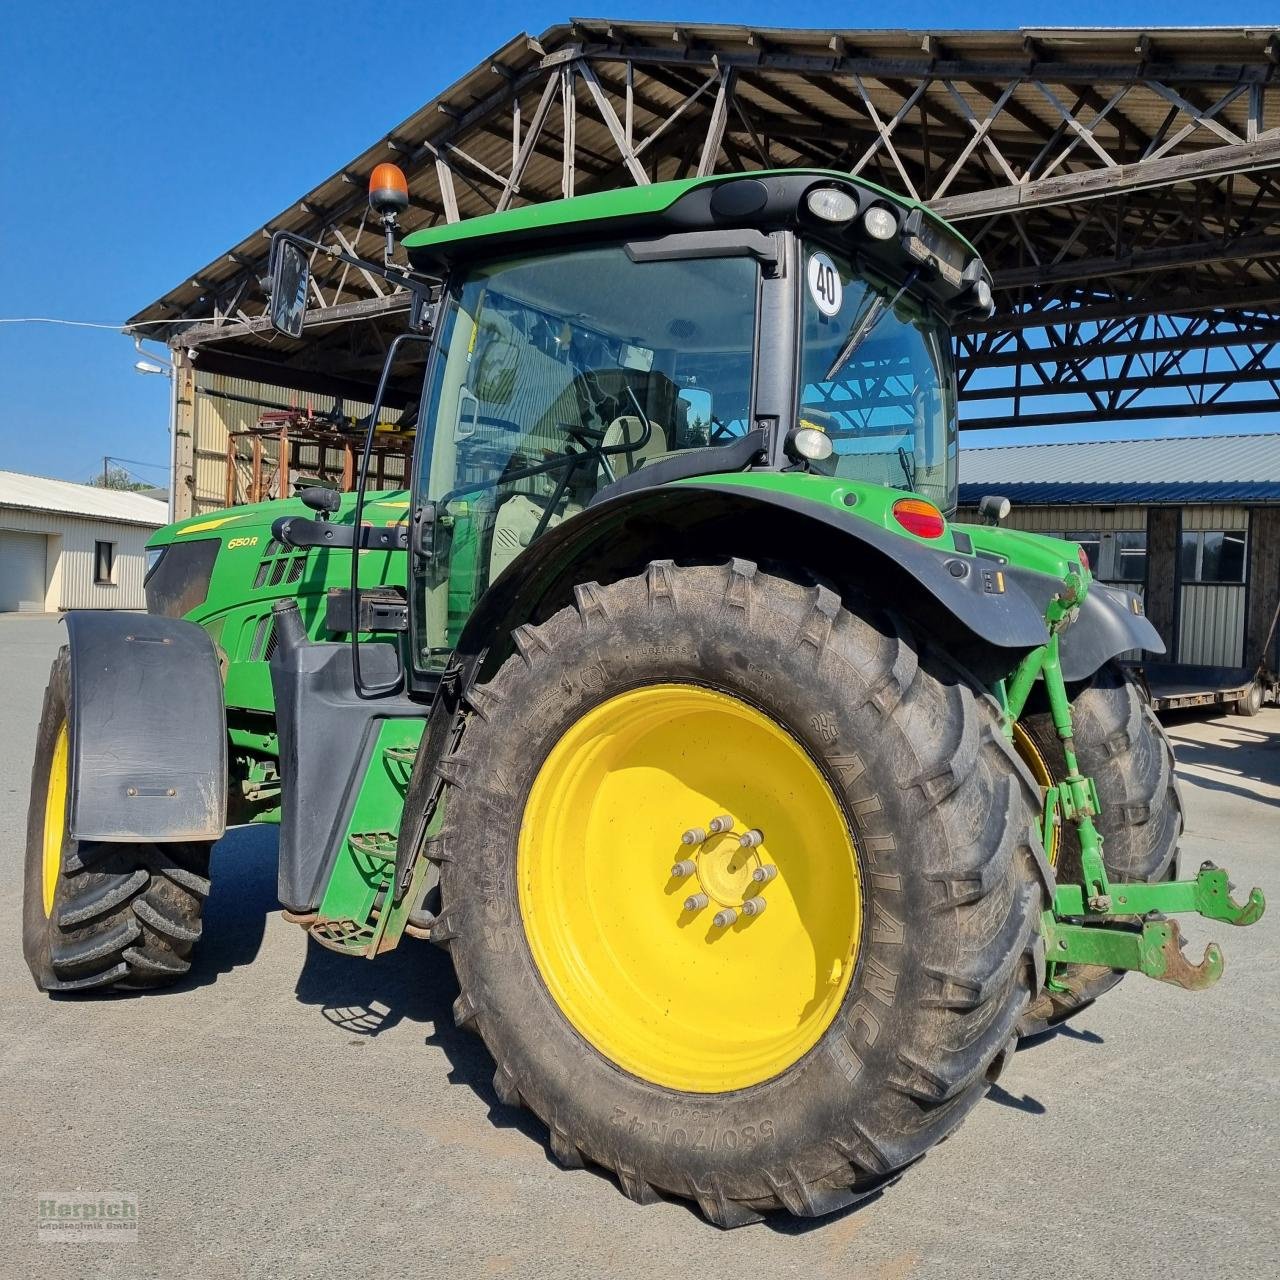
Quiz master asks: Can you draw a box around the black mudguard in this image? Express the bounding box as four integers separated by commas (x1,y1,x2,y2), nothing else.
452,483,1052,674
1060,581,1165,682
63,611,226,842
1004,567,1165,681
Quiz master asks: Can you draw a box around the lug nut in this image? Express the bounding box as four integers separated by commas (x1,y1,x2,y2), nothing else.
738,829,764,849
741,896,767,917
681,827,707,846
751,864,778,884
707,815,734,834
683,892,709,912
713,906,739,928
671,859,697,879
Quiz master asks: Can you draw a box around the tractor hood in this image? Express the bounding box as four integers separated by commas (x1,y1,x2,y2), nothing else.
148,490,410,550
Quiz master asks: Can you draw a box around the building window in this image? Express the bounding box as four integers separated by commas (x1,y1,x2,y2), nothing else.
1111,531,1147,583
1053,529,1146,583
94,540,116,586
1180,530,1246,584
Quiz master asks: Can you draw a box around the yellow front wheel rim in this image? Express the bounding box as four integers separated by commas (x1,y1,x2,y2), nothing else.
518,684,862,1093
42,721,70,917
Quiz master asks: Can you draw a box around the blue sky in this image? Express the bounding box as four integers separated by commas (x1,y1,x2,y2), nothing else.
1,1,1276,485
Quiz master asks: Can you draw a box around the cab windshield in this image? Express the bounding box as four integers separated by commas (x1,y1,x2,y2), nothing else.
798,243,957,511
413,245,759,667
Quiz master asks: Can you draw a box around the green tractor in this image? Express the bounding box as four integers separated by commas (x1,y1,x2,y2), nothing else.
24,168,1264,1227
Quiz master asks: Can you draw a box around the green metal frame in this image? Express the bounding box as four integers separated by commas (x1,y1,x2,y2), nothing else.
1004,571,1265,992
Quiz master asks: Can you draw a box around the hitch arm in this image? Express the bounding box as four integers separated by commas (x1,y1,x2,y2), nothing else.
1042,915,1226,991
1053,862,1265,927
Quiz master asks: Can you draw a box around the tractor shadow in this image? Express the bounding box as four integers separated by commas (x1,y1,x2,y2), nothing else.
110,823,279,997
1161,715,1280,808
292,930,553,1150
196,823,278,974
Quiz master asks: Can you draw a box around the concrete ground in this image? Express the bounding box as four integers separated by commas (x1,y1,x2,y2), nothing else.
0,612,1275,1279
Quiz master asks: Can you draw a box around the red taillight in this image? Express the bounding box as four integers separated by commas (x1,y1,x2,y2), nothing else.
892,497,946,539
1078,545,1091,571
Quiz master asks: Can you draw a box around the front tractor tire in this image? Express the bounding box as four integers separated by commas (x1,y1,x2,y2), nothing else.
430,561,1051,1226
23,647,212,993
1016,663,1183,1036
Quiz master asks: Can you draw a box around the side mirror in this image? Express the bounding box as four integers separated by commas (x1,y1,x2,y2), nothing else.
298,485,341,519
268,238,310,338
677,386,714,446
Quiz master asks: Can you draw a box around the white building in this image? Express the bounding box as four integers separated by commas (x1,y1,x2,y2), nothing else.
0,471,169,612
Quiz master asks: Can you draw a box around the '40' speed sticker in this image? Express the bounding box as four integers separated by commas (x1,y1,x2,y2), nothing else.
807,251,842,317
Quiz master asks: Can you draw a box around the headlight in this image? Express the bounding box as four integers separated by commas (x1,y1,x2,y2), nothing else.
806,187,859,224
787,426,834,462
862,206,899,241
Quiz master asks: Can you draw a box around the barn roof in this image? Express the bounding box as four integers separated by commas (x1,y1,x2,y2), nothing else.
0,471,170,527
123,21,1280,432
958,433,1280,504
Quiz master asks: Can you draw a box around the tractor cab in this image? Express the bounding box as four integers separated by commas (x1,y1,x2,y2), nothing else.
368,170,991,674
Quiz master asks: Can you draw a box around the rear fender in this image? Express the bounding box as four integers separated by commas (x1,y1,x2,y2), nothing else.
63,611,226,842
452,483,1052,679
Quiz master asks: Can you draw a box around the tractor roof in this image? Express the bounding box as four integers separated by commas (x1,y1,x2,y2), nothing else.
403,168,975,268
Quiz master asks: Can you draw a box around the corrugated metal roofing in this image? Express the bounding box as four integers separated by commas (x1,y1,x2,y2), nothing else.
960,433,1280,504
0,471,169,527
957,481,1280,506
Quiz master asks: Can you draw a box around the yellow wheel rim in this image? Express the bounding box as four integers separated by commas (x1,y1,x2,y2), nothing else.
42,721,70,917
518,684,862,1093
1011,721,1060,868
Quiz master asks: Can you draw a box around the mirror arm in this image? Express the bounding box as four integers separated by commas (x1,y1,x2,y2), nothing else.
268,229,439,294
270,516,409,551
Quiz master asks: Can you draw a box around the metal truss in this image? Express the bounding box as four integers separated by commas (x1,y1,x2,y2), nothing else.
134,23,1280,430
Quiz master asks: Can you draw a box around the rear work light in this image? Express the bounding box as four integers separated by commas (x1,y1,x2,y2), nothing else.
892,497,946,540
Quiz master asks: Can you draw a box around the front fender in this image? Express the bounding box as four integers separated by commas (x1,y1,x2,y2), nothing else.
452,480,1052,675
63,611,226,842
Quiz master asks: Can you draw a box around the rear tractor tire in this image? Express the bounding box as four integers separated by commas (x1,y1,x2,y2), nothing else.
429,561,1051,1226
1016,662,1183,1036
22,647,212,993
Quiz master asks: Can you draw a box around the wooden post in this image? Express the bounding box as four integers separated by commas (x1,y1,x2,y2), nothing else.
172,349,198,519
250,434,263,504
225,436,236,507
1243,507,1280,671
1144,506,1181,662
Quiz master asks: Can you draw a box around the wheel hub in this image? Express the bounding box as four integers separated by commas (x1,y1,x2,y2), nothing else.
673,819,774,925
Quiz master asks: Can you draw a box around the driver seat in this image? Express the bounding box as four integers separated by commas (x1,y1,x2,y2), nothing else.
600,415,669,479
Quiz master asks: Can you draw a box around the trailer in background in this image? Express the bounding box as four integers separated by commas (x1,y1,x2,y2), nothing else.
1138,663,1273,716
